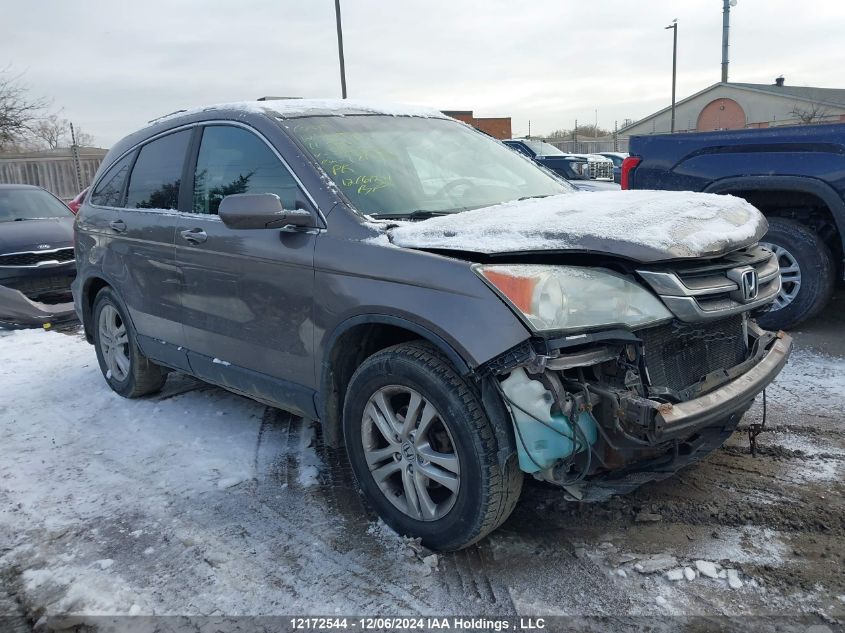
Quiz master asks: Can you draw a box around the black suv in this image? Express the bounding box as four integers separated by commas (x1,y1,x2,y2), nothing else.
73,100,791,550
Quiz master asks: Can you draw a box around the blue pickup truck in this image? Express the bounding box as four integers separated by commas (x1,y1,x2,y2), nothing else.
623,123,845,329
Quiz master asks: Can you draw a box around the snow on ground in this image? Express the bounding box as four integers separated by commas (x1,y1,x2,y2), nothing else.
768,346,845,407
388,191,766,259
0,328,264,530
0,324,843,628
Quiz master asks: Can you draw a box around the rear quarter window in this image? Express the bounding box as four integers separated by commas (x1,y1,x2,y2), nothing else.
90,153,134,207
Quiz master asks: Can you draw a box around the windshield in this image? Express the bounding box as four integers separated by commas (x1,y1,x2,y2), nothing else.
520,139,566,156
0,188,73,223
286,116,572,218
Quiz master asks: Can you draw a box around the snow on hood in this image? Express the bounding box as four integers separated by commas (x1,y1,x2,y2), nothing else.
387,190,767,262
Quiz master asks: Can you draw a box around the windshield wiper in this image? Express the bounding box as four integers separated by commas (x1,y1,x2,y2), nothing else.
517,195,552,201
375,210,449,220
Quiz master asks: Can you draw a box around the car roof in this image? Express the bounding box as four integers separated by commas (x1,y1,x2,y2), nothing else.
153,98,449,123
102,98,454,174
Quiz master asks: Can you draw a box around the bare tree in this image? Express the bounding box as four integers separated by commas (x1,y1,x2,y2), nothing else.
789,102,830,124
31,114,68,149
23,113,97,150
73,126,96,148
0,67,48,149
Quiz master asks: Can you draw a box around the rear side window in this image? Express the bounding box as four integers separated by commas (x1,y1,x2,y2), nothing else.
192,125,300,215
126,130,191,209
90,153,133,207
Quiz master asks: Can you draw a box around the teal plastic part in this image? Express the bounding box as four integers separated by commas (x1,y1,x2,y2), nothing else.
514,409,598,474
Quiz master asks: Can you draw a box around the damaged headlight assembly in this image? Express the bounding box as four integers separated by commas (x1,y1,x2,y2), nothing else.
474,264,677,481
474,264,672,332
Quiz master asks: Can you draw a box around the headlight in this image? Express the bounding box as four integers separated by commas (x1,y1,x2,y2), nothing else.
475,264,672,332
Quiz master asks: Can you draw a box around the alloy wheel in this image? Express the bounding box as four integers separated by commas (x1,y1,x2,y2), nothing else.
761,241,802,310
361,385,460,521
98,304,131,381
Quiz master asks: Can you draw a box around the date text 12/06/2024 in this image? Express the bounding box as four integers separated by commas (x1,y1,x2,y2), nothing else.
289,617,546,631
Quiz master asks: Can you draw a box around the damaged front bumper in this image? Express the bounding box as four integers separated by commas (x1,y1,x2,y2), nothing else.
487,320,792,501
0,283,76,328
650,328,790,439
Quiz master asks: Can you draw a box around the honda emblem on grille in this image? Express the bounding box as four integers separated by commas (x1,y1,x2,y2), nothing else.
741,269,759,301
727,265,760,303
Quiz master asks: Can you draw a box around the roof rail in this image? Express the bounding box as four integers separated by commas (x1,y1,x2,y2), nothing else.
147,109,187,124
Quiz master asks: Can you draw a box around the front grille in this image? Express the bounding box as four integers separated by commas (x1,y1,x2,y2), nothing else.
588,160,614,180
637,245,780,322
0,248,75,267
638,314,746,394
4,274,75,303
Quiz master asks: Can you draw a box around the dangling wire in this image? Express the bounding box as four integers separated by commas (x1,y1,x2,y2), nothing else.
748,388,767,457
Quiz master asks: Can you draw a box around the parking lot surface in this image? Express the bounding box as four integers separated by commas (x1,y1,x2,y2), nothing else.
0,296,843,630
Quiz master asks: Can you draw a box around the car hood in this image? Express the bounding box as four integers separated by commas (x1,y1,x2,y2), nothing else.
0,217,75,254
386,190,767,263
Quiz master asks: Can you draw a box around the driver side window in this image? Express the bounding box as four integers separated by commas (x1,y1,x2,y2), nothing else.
192,125,301,215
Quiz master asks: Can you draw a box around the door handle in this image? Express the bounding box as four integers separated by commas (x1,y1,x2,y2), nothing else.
109,219,127,233
180,228,208,244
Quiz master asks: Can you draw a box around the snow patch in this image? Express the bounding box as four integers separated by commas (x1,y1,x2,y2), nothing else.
217,474,251,489
363,233,395,248
695,560,720,579
22,564,149,616
726,569,744,589
769,347,845,414
156,98,449,124
294,421,323,487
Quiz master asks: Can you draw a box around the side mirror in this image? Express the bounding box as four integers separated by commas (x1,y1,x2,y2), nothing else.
218,193,316,230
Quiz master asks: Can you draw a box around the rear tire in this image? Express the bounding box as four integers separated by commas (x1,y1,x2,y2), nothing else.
343,341,522,551
92,287,167,398
757,217,834,330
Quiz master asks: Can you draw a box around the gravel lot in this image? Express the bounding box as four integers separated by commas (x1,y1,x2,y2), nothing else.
0,295,843,631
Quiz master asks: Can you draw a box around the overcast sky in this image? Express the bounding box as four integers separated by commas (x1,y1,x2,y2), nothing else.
4,0,845,146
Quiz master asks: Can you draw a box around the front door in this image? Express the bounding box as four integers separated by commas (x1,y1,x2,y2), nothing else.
175,124,319,415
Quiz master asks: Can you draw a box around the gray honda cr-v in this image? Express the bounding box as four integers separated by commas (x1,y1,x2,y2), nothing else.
73,99,792,550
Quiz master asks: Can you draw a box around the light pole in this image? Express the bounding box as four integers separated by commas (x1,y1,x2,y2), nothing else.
722,0,738,83
666,19,678,133
334,0,348,98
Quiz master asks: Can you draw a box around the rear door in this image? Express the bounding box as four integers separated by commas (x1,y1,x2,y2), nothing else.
175,123,320,416
85,130,192,369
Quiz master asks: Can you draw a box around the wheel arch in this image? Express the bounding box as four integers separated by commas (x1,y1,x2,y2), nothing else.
704,175,845,276
317,314,473,448
79,275,114,342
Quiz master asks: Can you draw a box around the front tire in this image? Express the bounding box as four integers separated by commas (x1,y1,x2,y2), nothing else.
92,288,167,398
343,341,522,551
757,217,834,330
